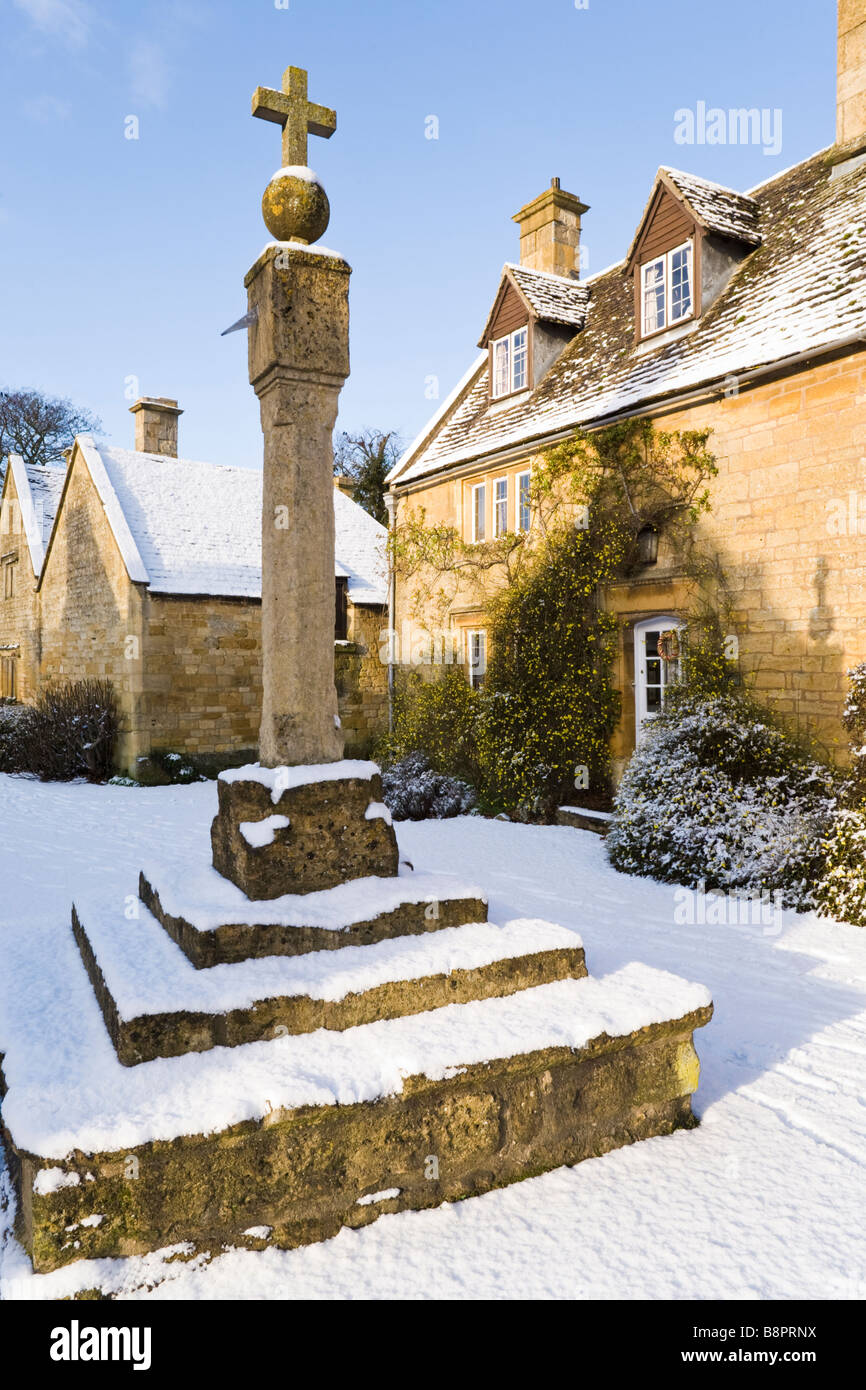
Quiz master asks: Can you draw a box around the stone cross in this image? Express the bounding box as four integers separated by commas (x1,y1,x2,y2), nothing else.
245,67,348,770
252,65,336,168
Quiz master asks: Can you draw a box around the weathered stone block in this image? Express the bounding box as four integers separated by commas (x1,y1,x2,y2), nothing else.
210,768,399,898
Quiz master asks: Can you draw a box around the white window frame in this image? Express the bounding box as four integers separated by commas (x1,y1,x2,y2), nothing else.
491,326,529,398
466,629,487,689
517,470,531,532
640,239,694,338
493,476,508,537
634,616,683,742
471,482,486,542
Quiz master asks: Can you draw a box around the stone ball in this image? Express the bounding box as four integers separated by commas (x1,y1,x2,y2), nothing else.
261,169,330,245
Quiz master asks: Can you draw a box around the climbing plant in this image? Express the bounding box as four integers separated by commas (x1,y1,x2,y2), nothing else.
388,419,719,816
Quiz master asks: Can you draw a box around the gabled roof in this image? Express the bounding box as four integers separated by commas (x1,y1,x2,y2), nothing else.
45,438,387,605
625,167,762,273
478,263,590,347
390,148,866,489
2,455,66,577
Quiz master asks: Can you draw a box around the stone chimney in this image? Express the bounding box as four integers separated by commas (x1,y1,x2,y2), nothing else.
512,178,590,278
838,0,866,148
129,397,183,456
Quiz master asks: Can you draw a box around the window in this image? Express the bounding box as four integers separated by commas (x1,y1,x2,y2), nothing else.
634,617,683,741
0,656,15,699
494,477,508,536
640,240,693,337
2,559,16,600
518,471,531,532
491,326,529,398
471,483,486,542
334,576,348,641
467,629,487,689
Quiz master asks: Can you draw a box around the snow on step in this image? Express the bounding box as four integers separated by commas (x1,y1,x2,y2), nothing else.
138,859,485,934
75,899,581,1019
0,906,711,1158
219,760,379,802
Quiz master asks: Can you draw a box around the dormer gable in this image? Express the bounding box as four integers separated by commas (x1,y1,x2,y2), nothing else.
625,167,761,345
478,263,590,402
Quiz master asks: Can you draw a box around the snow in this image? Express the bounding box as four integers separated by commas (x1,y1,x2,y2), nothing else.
365,801,393,826
0,926,704,1156
356,1189,401,1206
560,805,612,821
238,815,290,848
271,165,320,183
74,440,386,604
242,1226,272,1240
5,455,66,577
73,905,580,1023
219,759,379,801
32,1169,80,1196
1,778,865,1301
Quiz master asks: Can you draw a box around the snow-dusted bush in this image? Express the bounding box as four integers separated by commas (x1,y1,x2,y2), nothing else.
815,663,866,925
381,752,476,821
607,694,837,908
0,701,34,774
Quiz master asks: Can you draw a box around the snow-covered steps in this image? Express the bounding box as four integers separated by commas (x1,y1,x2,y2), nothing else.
138,862,488,966
71,900,587,1064
3,965,713,1272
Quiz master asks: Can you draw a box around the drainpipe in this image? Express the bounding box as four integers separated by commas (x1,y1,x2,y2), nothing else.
384,489,397,734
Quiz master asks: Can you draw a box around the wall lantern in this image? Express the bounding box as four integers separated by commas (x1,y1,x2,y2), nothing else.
637,525,659,565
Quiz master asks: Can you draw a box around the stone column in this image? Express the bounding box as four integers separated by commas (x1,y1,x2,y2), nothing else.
244,244,350,767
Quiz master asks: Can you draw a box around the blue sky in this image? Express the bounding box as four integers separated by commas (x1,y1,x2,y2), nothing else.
0,0,837,468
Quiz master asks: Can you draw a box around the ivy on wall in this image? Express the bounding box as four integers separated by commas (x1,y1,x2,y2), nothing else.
387,419,718,816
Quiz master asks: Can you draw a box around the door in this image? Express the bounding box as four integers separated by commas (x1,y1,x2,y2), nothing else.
634,616,682,742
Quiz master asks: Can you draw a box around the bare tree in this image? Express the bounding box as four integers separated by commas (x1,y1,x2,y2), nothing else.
0,388,102,470
333,428,402,526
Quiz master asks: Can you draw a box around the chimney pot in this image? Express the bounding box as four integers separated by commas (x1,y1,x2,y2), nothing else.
512,180,590,278
129,397,183,457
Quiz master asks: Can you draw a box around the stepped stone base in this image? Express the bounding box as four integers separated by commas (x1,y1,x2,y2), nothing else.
211,763,399,898
72,905,588,1065
6,1007,710,1274
140,872,488,967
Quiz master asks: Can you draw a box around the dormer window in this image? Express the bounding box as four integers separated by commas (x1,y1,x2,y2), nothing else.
641,240,693,337
491,326,528,398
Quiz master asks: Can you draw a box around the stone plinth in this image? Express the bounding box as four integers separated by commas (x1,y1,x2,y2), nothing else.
210,761,399,899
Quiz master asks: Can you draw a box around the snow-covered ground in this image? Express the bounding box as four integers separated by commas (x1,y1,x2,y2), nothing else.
1,774,864,1301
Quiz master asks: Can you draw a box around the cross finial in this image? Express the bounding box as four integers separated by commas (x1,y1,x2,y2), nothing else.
252,65,336,169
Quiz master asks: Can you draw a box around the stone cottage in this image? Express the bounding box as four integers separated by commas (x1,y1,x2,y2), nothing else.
0,397,388,774
386,0,866,780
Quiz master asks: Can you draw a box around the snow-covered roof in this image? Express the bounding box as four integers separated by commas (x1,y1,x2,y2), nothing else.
64,441,387,604
505,264,591,328
660,167,762,247
391,149,866,487
2,455,66,577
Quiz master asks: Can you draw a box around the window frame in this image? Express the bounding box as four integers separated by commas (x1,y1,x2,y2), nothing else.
517,470,531,533
2,558,16,601
493,476,508,537
639,238,694,340
471,482,486,543
490,325,531,400
466,628,487,689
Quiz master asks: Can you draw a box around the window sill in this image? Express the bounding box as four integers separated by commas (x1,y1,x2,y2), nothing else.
634,316,699,356
487,388,531,415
